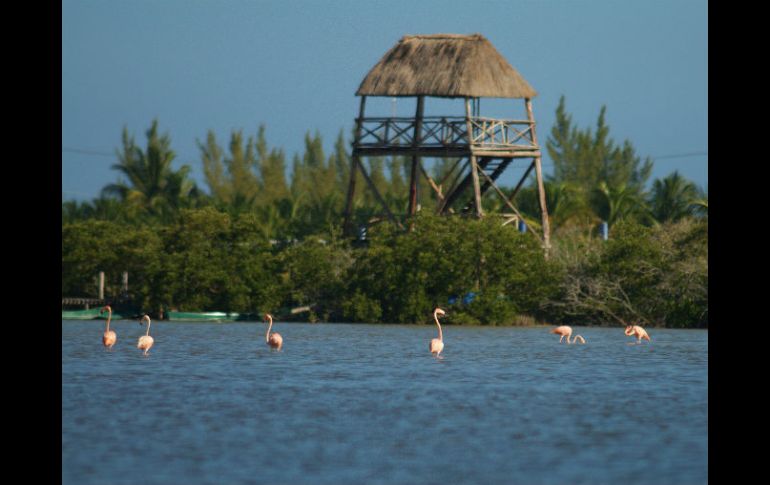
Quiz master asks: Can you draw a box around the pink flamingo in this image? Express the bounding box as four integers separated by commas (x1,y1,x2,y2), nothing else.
265,313,283,350
100,305,116,349
624,324,651,343
137,314,155,356
551,325,586,344
429,308,446,357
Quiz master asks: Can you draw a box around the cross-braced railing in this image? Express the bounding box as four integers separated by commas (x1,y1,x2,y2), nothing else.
469,117,536,149
354,116,537,150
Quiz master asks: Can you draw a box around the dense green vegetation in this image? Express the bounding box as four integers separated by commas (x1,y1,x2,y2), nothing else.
62,97,707,327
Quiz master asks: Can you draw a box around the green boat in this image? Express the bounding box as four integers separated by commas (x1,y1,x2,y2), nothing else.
61,308,133,320
166,311,242,322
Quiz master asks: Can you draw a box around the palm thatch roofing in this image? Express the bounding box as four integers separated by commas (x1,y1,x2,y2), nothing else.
356,34,537,99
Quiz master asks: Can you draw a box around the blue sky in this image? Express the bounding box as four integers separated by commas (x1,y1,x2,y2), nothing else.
62,0,707,201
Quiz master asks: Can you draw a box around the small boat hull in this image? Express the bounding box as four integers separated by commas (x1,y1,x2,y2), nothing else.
166,311,241,322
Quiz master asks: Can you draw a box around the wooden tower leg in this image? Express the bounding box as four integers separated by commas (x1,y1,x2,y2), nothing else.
526,97,550,255
507,160,535,204
407,96,425,225
408,156,419,217
465,97,483,218
470,155,483,217
345,96,367,237
343,155,358,236
355,157,403,229
534,156,551,253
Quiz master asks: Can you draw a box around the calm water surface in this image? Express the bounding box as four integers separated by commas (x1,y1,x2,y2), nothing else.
62,321,707,485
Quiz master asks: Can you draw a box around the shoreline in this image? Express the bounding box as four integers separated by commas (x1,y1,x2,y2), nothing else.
62,319,708,329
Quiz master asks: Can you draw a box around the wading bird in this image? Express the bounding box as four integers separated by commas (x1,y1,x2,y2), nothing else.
624,324,651,343
265,313,283,350
551,325,586,344
100,305,116,349
430,308,446,357
137,315,155,356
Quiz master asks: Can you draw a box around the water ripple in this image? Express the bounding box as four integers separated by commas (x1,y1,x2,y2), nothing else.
63,322,707,485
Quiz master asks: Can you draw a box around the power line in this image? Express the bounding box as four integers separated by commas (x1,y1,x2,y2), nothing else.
62,190,100,198
62,144,707,169
63,144,706,158
651,151,708,160
62,147,115,157
535,151,708,169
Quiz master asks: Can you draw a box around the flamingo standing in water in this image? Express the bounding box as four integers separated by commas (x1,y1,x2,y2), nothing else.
100,305,116,349
624,324,651,343
265,313,283,350
429,308,446,357
551,325,586,344
137,314,155,356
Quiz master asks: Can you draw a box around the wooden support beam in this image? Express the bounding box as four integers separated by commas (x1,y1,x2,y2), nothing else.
437,158,472,214
419,161,444,202
470,149,541,158
458,156,489,213
478,158,512,195
534,156,551,251
446,158,471,196
355,156,403,230
408,156,419,217
526,97,551,253
344,96,366,235
508,160,535,203
440,157,502,215
478,169,543,243
343,156,358,236
470,156,484,217
437,157,463,189
353,146,539,158
408,96,425,219
466,98,483,217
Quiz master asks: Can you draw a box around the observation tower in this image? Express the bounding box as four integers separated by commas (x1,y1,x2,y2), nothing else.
343,34,550,249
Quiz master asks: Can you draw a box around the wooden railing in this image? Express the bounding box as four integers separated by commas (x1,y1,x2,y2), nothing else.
354,116,537,150
468,117,536,148
62,297,105,306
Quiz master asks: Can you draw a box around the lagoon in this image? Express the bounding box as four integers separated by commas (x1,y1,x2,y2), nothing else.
62,321,707,485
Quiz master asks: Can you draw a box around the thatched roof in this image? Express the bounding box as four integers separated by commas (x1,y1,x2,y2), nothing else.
356,34,537,99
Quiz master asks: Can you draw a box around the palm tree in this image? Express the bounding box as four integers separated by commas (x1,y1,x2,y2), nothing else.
102,119,197,220
62,197,133,223
256,202,282,240
273,193,306,239
542,180,595,230
590,180,650,227
506,180,590,233
62,200,86,224
649,171,699,223
689,184,708,218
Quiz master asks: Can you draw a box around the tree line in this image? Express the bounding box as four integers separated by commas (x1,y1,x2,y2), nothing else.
62,97,707,327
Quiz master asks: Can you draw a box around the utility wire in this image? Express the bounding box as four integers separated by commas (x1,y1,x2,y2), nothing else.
62,145,706,177
63,145,707,161
62,147,115,157
521,151,708,170
651,151,708,160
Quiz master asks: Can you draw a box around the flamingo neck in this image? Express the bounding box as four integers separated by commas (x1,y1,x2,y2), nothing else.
105,310,111,332
434,314,443,341
266,318,273,342
142,317,151,336
569,335,585,344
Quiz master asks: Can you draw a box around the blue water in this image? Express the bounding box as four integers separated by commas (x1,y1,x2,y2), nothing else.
62,321,707,485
